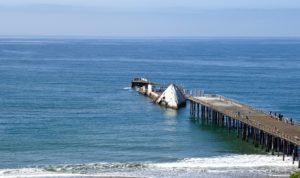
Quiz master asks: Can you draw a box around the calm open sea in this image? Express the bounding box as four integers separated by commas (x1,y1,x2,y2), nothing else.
0,38,300,177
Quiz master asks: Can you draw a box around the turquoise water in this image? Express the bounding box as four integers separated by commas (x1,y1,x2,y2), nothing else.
0,38,300,177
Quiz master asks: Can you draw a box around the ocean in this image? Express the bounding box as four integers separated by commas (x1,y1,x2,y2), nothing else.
0,38,299,177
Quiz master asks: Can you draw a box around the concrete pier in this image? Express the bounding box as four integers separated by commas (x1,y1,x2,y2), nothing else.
188,95,300,167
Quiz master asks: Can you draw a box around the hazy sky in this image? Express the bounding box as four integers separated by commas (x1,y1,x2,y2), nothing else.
0,0,300,37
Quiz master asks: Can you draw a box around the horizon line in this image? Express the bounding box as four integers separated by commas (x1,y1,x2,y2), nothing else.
1,35,300,40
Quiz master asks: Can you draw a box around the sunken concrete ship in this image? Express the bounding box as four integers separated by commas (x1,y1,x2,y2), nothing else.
131,77,186,109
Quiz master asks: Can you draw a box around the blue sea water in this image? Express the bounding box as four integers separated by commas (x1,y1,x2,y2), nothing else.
0,38,300,177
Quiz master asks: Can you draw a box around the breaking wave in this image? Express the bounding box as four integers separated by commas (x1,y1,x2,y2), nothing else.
0,155,297,178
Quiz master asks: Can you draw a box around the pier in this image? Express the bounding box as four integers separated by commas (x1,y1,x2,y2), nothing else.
188,94,300,167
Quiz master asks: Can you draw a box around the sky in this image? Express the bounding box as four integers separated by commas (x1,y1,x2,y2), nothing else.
0,0,300,37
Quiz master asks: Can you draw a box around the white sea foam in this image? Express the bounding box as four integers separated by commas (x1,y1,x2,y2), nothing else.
152,154,296,168
0,155,297,178
123,87,132,90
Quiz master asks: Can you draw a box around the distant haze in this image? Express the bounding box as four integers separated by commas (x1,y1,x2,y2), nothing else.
0,0,300,37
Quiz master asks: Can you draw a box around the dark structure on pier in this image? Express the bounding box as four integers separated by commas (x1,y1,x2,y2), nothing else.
188,95,300,168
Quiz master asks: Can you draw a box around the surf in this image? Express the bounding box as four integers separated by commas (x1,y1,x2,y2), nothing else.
0,155,297,178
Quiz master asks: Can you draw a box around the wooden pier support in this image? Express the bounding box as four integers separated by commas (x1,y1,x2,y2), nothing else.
272,136,275,155
277,138,280,157
197,103,200,118
283,140,285,161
